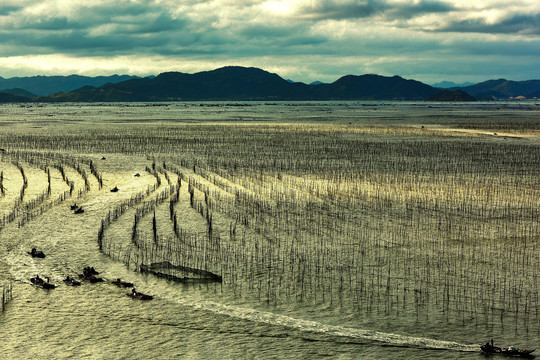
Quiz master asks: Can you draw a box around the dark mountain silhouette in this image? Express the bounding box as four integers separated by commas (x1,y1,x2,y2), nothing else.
455,79,540,100
0,92,32,102
314,74,436,100
426,90,476,101
5,66,539,102
0,88,36,98
36,66,440,102
0,74,140,96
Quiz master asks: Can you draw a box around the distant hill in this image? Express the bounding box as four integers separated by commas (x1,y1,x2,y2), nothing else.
0,88,36,98
0,92,33,102
36,66,440,102
313,74,437,100
426,90,476,101
455,79,540,100
0,74,140,96
3,66,539,102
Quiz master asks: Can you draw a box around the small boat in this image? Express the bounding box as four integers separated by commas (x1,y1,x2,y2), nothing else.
79,267,103,283
70,203,78,210
63,276,81,286
110,186,119,192
481,341,535,358
74,207,84,214
30,276,56,289
111,278,134,288
127,289,153,300
82,267,99,276
78,274,104,283
28,248,45,258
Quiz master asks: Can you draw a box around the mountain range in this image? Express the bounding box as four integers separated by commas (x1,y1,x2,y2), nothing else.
0,74,140,97
0,66,539,102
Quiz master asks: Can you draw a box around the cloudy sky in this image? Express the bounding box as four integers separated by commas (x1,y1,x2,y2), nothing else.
0,0,539,84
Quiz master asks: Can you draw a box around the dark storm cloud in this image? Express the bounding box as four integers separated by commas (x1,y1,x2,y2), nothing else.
295,0,387,20
439,13,540,35
384,0,456,20
294,0,455,21
0,5,22,16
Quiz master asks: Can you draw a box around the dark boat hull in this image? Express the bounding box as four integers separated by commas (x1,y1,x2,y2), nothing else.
112,280,134,288
481,345,535,358
30,277,56,289
28,251,45,258
63,279,82,286
127,293,153,300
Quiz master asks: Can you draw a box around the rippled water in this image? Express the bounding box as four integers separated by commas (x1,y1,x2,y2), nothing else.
1,102,538,359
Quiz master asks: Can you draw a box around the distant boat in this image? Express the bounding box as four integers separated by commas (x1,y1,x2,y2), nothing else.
127,289,153,300
30,276,56,289
78,274,104,283
63,276,81,286
79,266,103,283
111,278,134,288
28,248,45,258
481,341,535,357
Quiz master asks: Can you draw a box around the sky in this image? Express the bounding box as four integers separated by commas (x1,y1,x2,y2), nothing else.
0,0,539,85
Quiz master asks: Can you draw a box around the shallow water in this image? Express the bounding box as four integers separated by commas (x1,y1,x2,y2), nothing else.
1,102,538,359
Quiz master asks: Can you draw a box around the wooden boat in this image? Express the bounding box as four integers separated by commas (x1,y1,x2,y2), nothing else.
127,289,153,300
30,276,56,289
78,274,104,283
73,207,84,214
481,342,535,357
111,279,134,288
63,276,81,286
82,267,99,276
79,266,103,282
110,186,119,192
28,248,45,258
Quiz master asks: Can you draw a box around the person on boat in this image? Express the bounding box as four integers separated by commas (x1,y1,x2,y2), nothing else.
31,248,37,256
131,288,137,295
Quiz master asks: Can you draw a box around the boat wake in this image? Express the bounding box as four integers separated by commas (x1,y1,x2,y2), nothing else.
166,293,479,353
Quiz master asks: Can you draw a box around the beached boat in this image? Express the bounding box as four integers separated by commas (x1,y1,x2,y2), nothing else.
481,341,535,357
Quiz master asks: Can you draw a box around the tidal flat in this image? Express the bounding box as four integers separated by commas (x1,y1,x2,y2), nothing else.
0,102,538,359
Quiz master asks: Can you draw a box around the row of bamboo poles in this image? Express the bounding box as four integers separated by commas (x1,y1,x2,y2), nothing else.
1,283,13,312
95,159,538,333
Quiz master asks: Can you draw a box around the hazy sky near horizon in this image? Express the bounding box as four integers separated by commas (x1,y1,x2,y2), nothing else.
0,0,539,84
